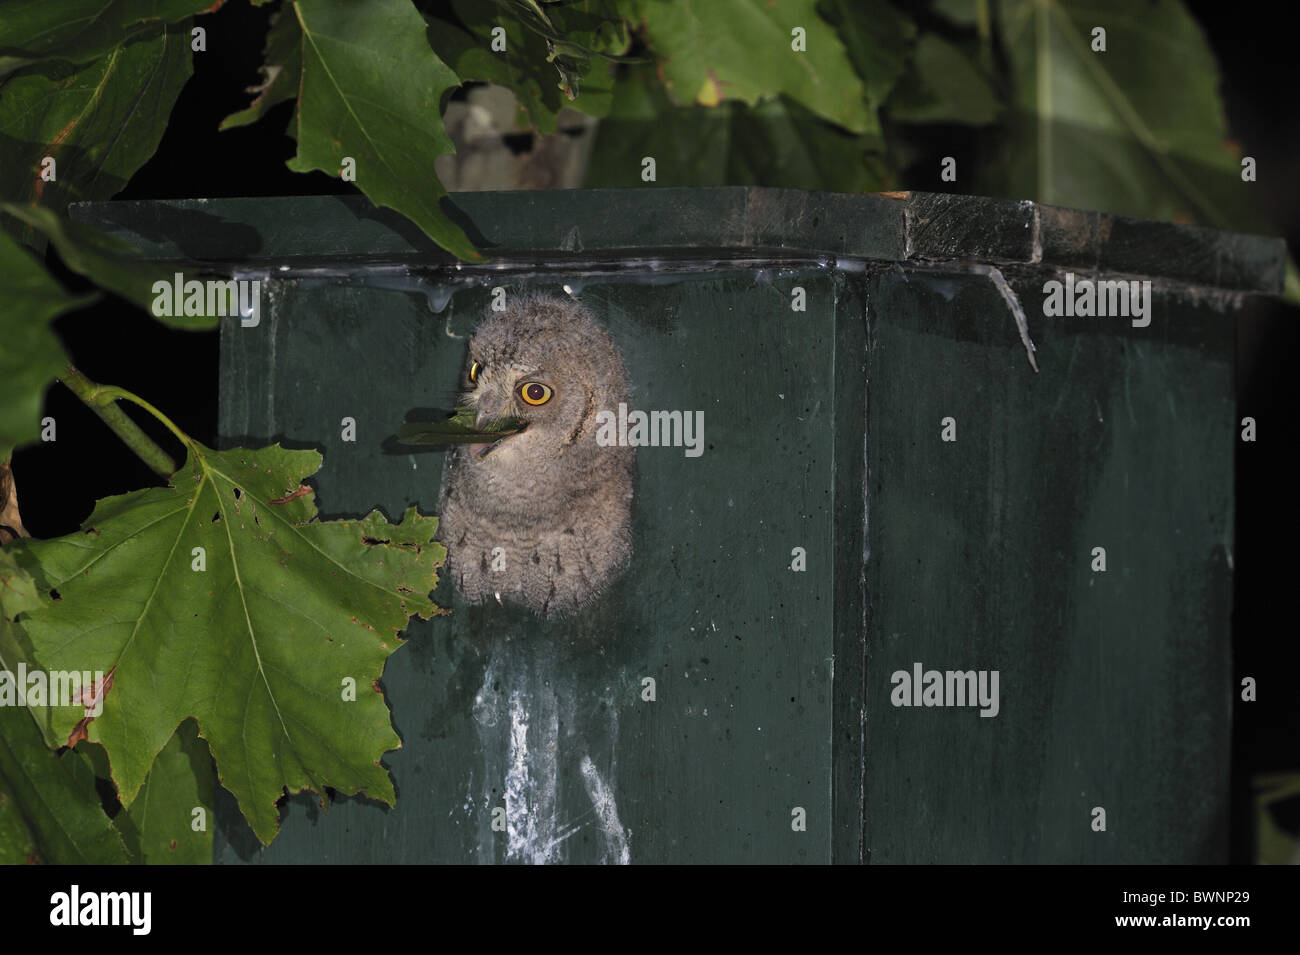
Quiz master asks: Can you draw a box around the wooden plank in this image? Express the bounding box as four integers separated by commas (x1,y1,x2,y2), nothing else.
831,274,869,862
69,189,1284,293
863,268,1234,862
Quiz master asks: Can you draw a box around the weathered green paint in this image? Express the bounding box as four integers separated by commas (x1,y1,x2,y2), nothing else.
215,274,842,864
863,271,1235,862
71,188,1274,863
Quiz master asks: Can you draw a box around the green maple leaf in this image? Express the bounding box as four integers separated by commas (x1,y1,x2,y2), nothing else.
0,550,127,864
113,721,215,864
222,0,481,261
9,441,445,845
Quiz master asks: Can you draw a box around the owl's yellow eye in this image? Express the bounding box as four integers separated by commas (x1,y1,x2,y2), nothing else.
469,360,482,384
519,382,552,406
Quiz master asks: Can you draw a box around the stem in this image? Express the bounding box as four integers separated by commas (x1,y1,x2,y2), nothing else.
59,366,185,478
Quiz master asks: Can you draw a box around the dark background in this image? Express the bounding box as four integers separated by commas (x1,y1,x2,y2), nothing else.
11,0,1296,863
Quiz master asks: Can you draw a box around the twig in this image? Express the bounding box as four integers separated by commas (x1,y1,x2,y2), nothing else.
58,366,182,478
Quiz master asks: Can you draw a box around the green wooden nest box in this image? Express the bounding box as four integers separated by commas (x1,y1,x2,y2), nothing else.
73,187,1282,863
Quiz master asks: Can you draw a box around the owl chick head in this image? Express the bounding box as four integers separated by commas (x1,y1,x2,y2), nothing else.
437,293,636,617
459,293,629,468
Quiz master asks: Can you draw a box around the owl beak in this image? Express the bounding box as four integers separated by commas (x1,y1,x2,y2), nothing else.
468,420,528,460
475,403,509,430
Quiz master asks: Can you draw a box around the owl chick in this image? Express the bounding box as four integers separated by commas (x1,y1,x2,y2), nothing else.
436,294,636,617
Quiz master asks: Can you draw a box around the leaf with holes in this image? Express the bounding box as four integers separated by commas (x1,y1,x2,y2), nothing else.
8,441,445,845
